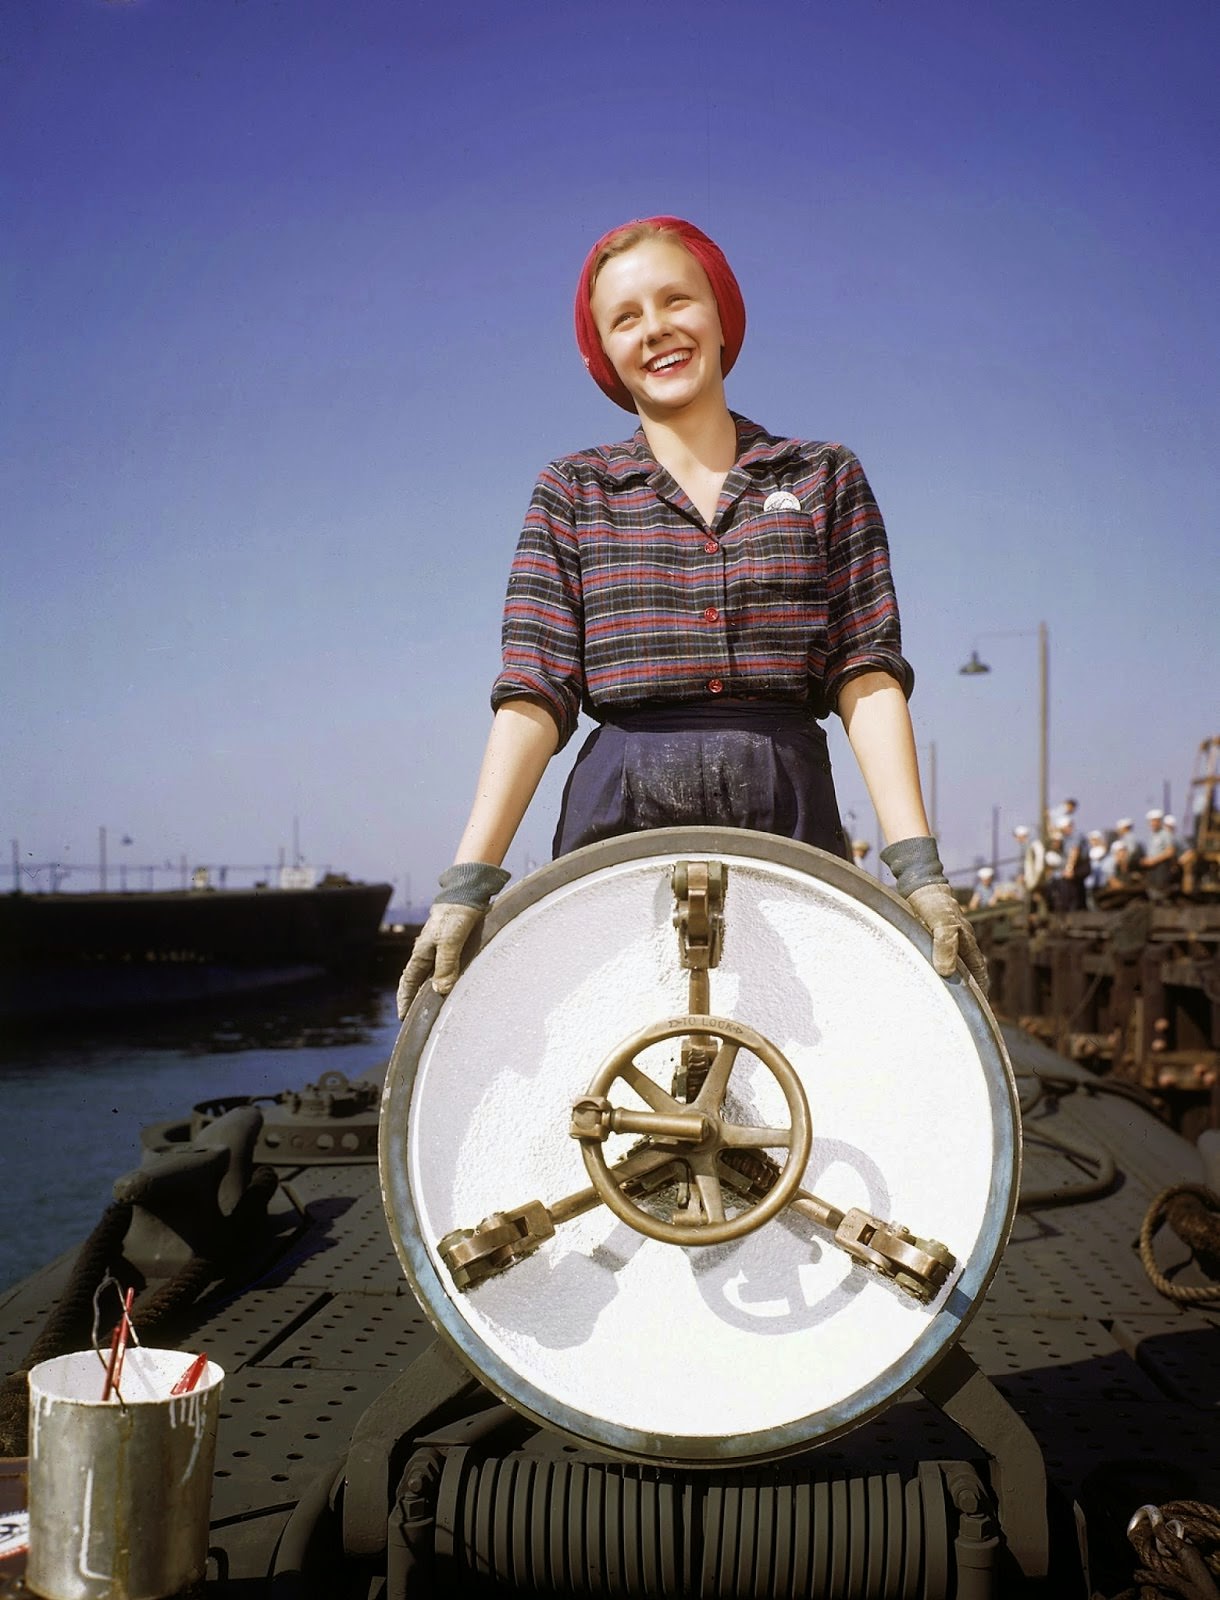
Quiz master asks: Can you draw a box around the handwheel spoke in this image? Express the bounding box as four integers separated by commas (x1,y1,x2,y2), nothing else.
699,1037,741,1112
693,1170,726,1224
619,1062,684,1116
612,1144,683,1185
720,1122,793,1149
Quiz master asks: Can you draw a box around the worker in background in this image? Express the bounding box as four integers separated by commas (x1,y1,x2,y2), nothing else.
1114,817,1143,867
1059,815,1090,911
1140,809,1178,897
1085,831,1108,907
1052,796,1079,834
1096,839,1139,905
1043,848,1066,912
969,866,996,910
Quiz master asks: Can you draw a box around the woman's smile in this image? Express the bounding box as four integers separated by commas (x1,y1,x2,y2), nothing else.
645,348,693,375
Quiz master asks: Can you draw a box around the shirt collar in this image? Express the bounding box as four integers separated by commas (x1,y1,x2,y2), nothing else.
730,415,805,473
585,414,803,488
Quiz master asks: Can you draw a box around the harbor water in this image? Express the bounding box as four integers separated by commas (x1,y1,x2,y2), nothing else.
0,978,403,1295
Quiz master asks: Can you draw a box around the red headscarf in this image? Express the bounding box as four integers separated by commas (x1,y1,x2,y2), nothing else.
573,216,746,412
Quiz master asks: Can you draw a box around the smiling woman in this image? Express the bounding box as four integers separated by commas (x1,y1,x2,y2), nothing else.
592,243,724,427
396,216,987,1017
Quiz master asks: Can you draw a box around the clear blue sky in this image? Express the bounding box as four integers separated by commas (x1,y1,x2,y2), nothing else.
4,0,1217,908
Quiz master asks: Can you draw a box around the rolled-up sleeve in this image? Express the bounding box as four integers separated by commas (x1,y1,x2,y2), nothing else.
490,464,585,749
822,448,915,713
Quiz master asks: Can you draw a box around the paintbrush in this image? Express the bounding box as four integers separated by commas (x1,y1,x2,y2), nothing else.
101,1288,134,1402
170,1352,209,1396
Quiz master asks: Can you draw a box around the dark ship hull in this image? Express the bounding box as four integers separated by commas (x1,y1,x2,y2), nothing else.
0,879,393,1019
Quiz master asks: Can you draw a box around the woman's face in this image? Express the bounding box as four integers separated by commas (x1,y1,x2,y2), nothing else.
589,237,725,415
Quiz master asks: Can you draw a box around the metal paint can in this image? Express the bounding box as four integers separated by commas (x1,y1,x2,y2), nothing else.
26,1347,223,1600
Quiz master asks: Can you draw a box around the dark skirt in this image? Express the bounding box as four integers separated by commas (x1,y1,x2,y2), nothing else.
552,702,851,861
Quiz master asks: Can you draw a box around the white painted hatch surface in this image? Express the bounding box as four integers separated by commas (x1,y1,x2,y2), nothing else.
382,830,1017,1464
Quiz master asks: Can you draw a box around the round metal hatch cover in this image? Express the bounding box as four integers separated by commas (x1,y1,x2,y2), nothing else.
381,828,1018,1466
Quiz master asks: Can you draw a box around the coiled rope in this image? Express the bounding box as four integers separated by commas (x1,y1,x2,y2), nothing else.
0,1197,133,1456
1138,1185,1220,1305
0,1163,279,1455
1108,1500,1220,1600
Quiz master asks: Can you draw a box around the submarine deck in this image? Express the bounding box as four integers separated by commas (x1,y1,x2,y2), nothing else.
1,1024,1216,1597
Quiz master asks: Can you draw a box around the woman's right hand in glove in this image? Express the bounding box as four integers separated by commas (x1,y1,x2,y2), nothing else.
395,862,510,1020
396,903,485,1018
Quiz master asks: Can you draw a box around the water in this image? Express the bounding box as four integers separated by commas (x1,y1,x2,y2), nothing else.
0,979,404,1294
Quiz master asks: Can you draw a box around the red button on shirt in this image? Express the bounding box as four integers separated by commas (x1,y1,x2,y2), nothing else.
703,606,719,623
707,678,724,694
703,540,719,554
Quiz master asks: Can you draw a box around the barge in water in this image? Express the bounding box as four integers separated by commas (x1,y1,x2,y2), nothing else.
0,874,393,1021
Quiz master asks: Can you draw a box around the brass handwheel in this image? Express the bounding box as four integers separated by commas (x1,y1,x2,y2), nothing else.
570,1015,812,1247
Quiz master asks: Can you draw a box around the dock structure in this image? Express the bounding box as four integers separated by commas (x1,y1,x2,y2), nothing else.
974,900,1220,1136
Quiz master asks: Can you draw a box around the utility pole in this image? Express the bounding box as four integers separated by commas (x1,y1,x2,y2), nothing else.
991,805,1000,874
1037,622,1049,844
961,623,1051,845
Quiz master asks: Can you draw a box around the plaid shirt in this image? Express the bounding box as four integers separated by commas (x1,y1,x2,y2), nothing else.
492,414,913,749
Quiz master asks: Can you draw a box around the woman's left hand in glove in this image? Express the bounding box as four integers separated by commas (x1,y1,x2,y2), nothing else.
880,837,989,993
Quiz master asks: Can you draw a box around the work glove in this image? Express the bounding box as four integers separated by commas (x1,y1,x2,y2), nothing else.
396,862,511,1020
880,837,989,994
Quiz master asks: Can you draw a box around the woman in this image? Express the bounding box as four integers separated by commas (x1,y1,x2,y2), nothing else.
397,216,985,1016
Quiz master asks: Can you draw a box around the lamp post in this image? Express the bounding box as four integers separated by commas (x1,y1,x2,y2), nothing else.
959,623,1050,845
99,828,135,892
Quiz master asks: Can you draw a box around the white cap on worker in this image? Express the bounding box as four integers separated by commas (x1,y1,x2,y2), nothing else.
978,866,995,880
1088,829,1104,841
1146,808,1164,821
1110,838,1128,854
1164,814,1177,828
1014,824,1030,838
1116,817,1133,830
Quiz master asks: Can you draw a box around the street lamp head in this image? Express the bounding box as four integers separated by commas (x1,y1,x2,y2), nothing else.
959,650,991,676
